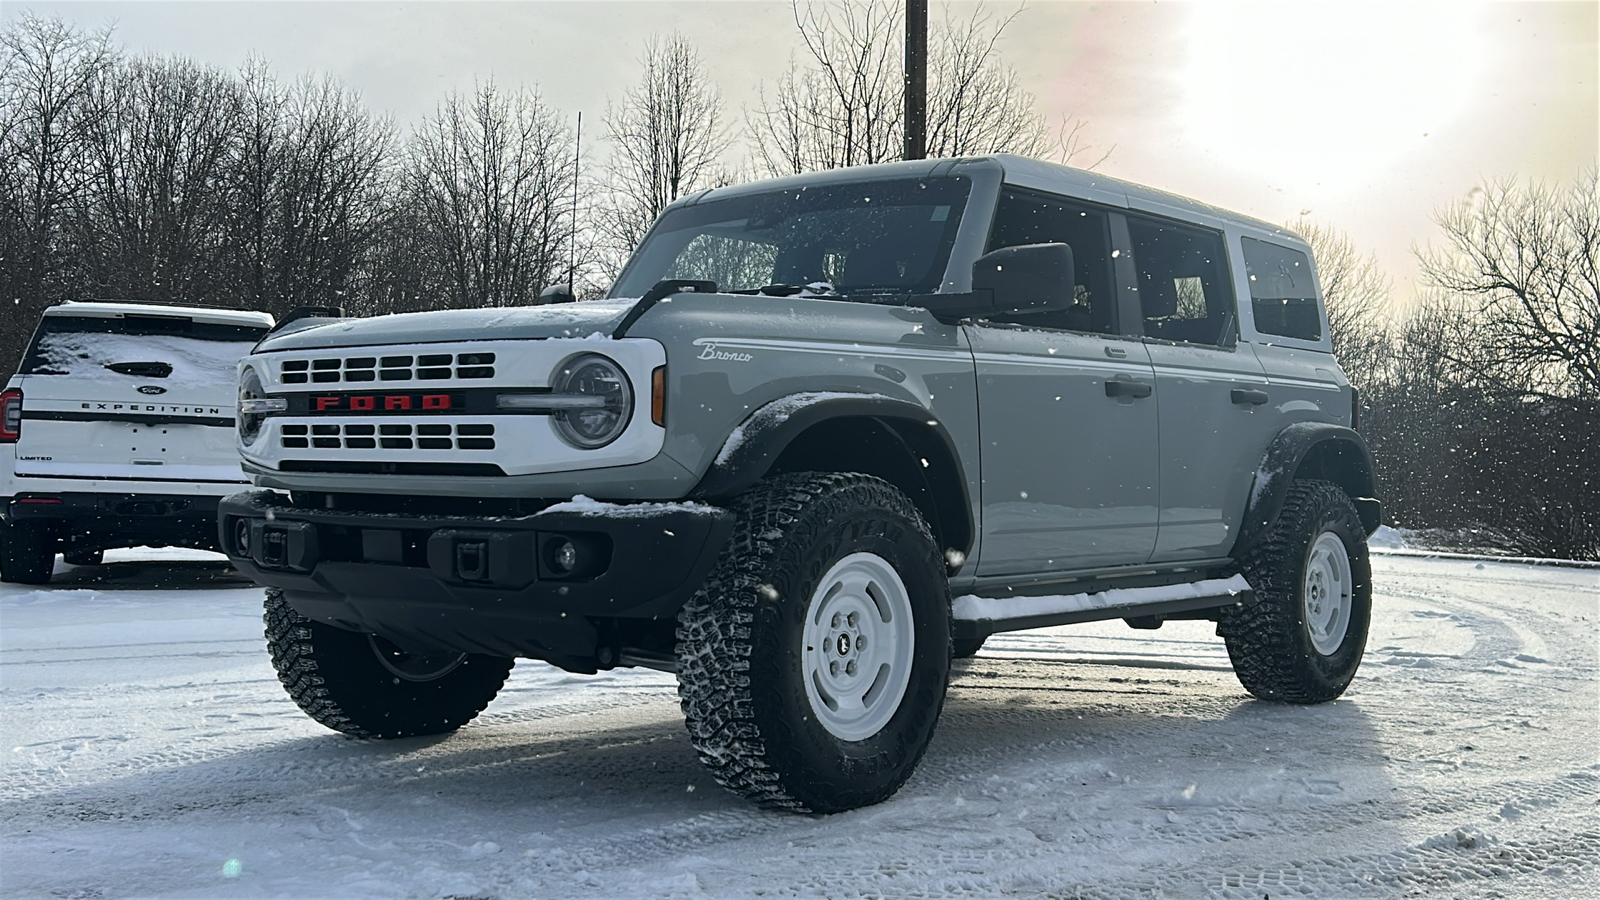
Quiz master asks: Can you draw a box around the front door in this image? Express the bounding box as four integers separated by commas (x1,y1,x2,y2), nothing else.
971,189,1160,575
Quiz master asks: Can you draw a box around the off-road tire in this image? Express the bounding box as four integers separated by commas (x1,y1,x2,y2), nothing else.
1220,479,1371,703
1,521,55,584
676,472,951,813
63,549,104,566
264,588,513,738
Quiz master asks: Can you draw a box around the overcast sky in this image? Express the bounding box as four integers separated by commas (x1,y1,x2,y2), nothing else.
10,1,1597,307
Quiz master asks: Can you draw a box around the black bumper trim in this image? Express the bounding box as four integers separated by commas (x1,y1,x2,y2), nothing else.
218,491,734,657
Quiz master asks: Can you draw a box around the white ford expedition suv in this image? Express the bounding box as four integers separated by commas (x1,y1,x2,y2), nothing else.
1,301,273,583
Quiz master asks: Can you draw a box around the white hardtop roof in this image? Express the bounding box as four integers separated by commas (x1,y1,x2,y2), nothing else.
674,154,1306,250
47,301,275,328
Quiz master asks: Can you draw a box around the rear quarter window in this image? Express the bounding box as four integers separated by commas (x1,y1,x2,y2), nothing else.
20,314,266,382
1242,237,1322,341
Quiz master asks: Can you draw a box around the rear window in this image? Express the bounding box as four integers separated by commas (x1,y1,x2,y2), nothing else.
20,314,267,381
1242,237,1322,341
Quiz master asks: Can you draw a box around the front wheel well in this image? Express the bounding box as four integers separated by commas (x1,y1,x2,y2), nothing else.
767,416,971,558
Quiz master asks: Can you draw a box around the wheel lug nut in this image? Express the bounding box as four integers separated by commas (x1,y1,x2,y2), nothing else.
831,613,840,628
830,660,839,676
847,612,858,627
846,660,857,676
856,636,866,650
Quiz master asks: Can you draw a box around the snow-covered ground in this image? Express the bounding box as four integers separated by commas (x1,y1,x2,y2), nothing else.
2,548,1596,899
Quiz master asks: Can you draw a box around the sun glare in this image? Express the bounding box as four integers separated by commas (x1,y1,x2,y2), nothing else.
1178,3,1487,191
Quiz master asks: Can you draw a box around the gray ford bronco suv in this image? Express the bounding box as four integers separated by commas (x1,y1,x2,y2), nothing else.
223,155,1380,813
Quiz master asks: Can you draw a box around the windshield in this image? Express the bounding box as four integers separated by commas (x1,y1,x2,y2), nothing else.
611,176,971,299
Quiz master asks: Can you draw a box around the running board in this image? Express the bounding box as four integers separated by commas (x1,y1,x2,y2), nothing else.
951,575,1252,642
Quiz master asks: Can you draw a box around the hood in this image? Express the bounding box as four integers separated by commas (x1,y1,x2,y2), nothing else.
255,300,637,353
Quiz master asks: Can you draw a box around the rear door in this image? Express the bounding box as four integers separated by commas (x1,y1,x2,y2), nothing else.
970,188,1160,575
13,311,265,484
1118,214,1275,563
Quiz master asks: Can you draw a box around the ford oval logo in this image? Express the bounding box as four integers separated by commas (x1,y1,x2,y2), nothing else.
137,385,167,395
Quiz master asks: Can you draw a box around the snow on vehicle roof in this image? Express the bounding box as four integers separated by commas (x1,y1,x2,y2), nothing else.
48,301,275,328
30,331,258,385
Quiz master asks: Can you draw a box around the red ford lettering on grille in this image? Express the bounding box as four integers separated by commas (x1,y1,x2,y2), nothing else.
310,393,456,413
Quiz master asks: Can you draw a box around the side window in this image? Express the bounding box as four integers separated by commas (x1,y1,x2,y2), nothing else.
985,189,1116,334
1127,217,1235,346
1242,237,1322,341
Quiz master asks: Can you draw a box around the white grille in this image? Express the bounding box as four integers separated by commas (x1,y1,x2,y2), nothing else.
279,422,495,451
278,352,496,385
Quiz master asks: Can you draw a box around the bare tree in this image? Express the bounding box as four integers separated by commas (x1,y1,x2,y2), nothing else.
0,14,114,370
223,62,394,317
1290,219,1393,390
69,54,241,304
749,1,1101,176
1417,168,1600,400
598,33,730,274
405,79,575,308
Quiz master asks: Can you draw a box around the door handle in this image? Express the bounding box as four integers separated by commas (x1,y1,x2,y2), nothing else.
1231,388,1270,406
1105,379,1153,399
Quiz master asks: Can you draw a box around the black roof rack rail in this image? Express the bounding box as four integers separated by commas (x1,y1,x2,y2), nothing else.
267,305,346,335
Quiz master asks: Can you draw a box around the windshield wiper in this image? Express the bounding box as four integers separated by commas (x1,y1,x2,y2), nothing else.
728,283,847,299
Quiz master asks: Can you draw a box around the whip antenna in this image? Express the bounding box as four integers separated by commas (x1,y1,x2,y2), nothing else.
569,111,580,298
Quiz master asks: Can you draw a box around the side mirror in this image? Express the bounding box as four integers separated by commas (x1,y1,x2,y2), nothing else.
972,242,1075,316
539,284,575,304
916,242,1076,323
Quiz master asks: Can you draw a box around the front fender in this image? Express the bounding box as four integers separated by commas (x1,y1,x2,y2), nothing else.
690,393,974,554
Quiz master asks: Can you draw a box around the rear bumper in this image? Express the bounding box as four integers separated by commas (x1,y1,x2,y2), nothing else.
217,491,734,659
2,491,223,551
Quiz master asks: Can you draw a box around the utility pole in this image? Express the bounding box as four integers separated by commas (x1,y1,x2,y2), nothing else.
904,0,927,160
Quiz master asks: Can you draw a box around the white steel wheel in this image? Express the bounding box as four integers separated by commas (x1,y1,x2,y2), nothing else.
801,551,916,742
1302,531,1353,656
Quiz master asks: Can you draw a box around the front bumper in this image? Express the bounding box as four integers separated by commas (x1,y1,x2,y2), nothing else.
218,491,733,660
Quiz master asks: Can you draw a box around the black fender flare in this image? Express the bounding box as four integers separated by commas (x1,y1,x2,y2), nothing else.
1232,422,1382,556
690,393,974,554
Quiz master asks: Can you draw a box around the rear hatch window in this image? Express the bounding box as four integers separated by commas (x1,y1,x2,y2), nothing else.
21,314,265,382
12,312,267,483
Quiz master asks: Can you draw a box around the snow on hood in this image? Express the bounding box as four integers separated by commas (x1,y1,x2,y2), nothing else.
30,332,256,385
256,299,639,353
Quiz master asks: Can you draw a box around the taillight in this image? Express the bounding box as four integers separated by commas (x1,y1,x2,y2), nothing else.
1350,386,1361,432
0,388,20,443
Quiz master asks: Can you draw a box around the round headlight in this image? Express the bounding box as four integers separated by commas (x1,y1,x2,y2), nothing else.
552,354,633,449
238,365,267,446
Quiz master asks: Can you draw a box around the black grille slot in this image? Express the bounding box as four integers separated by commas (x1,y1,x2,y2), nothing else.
279,421,497,452
280,351,494,383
